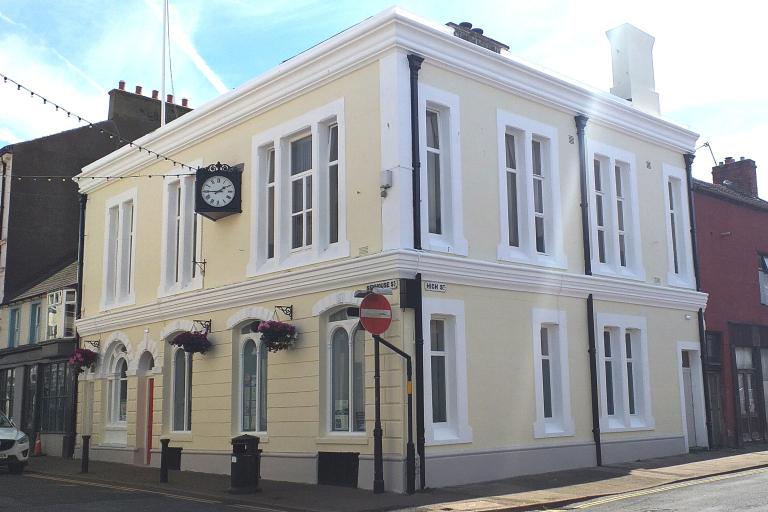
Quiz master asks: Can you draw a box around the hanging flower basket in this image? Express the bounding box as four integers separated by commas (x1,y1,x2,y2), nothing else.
69,347,98,374
169,330,212,354
258,320,298,352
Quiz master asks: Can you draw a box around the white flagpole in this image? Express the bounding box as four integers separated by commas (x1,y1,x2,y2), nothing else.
160,0,167,127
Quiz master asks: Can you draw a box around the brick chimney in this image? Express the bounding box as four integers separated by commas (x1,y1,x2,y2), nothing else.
712,156,758,197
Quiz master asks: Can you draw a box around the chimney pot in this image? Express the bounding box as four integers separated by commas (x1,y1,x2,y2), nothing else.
118,80,125,90
167,94,174,103
471,27,484,35
181,98,188,107
135,85,143,95
152,90,159,99
713,156,759,197
741,156,745,161
459,22,472,29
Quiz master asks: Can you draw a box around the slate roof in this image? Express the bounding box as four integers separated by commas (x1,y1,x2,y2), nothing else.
11,262,77,302
693,179,768,213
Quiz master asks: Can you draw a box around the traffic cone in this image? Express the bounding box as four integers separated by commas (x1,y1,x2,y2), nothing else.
33,432,42,456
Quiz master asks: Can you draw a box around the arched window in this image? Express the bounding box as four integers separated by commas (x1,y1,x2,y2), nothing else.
107,345,128,425
172,349,192,432
241,322,268,432
327,309,365,432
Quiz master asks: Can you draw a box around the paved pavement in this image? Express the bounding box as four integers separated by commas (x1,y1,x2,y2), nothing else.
12,445,768,512
556,466,768,511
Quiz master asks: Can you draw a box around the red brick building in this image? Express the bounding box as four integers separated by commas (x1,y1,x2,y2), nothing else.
694,157,768,447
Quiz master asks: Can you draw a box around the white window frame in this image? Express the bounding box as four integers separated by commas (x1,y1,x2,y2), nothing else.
423,298,472,445
239,333,268,435
171,347,193,433
248,99,349,275
107,355,128,427
596,313,654,431
159,172,203,297
497,110,565,268
45,289,76,340
101,188,137,310
325,316,366,435
588,141,644,280
531,309,574,438
662,164,695,288
418,85,467,256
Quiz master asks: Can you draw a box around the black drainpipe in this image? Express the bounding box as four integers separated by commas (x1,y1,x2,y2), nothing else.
575,114,602,466
407,52,426,490
684,153,713,448
68,192,87,458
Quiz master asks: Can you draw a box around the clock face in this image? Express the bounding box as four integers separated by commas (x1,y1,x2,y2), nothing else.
201,176,235,207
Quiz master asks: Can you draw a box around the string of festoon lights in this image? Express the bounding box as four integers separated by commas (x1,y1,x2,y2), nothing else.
1,72,199,180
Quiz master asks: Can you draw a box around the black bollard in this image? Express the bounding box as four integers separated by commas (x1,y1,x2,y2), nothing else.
80,435,91,474
160,438,170,483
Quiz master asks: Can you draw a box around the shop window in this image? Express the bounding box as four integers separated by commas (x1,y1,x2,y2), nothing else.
40,362,70,432
0,368,14,420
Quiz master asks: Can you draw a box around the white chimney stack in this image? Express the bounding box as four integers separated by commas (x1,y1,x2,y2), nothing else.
606,23,660,115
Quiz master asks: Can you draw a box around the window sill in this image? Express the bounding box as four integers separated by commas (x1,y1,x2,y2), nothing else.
601,416,655,432
426,235,468,257
533,420,575,439
247,241,350,278
317,434,369,445
591,263,645,282
157,278,204,299
427,423,473,446
238,432,268,443
100,294,136,312
104,425,127,431
168,432,194,442
497,245,567,270
666,272,695,290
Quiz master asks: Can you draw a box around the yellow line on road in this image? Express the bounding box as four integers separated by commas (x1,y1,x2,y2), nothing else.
569,466,768,509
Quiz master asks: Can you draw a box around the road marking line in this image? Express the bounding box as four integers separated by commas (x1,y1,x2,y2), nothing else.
569,467,768,509
28,473,221,504
229,504,294,512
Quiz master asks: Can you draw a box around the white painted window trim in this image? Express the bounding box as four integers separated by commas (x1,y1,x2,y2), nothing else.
159,161,203,298
587,141,644,281
676,341,709,449
157,174,203,297
325,316,367,436
497,110,565,269
105,346,128,429
662,164,695,289
419,84,468,256
248,99,349,276
531,308,574,438
423,298,472,445
596,313,654,432
101,188,137,310
238,333,268,436
171,347,193,433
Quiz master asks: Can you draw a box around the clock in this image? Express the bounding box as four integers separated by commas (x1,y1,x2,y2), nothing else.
195,162,243,221
201,176,235,207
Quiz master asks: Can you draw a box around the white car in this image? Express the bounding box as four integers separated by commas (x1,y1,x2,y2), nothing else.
0,411,29,474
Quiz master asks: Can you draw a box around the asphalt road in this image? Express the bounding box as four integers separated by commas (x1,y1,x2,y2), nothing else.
0,472,278,511
560,467,768,512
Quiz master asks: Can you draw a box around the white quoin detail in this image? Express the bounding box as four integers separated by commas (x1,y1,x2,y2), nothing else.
606,23,660,116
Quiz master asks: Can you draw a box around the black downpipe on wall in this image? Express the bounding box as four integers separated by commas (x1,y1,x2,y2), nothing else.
407,52,427,491
575,114,602,466
68,193,87,459
684,153,714,448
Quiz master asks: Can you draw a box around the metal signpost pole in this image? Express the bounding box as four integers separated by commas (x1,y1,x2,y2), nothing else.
373,335,385,494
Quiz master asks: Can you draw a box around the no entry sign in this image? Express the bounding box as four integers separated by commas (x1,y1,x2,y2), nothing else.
359,293,392,335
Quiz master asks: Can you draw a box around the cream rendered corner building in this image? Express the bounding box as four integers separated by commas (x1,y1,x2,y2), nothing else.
74,9,707,492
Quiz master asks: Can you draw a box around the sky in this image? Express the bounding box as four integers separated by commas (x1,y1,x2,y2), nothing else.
0,0,766,195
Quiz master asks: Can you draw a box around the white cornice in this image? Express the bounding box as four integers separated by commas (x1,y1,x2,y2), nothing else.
76,8,697,194
76,250,707,336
